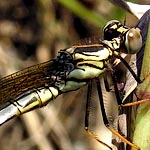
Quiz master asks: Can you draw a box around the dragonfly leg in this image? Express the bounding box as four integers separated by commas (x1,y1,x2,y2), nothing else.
84,80,113,150
95,78,140,150
118,56,142,84
122,73,150,107
103,76,112,92
111,70,123,105
122,99,150,107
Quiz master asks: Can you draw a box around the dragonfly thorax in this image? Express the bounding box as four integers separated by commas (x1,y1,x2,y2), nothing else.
65,44,115,80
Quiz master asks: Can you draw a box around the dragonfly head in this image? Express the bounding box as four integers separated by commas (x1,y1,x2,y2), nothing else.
103,20,129,40
103,20,142,54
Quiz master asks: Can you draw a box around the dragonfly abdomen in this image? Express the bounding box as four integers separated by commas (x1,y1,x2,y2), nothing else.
0,86,59,125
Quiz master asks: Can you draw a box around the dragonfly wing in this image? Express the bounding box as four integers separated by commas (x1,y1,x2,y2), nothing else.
0,60,57,105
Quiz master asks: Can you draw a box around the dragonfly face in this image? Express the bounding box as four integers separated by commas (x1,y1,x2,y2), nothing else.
104,20,142,54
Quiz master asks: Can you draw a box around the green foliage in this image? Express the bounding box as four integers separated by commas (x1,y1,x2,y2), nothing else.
132,24,150,150
58,0,107,27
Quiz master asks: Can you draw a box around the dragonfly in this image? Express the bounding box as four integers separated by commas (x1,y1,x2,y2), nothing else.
0,9,148,149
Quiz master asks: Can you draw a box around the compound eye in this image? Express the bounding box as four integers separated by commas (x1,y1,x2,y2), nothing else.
125,28,142,54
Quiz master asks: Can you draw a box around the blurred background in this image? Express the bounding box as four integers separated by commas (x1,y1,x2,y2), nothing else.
0,0,149,150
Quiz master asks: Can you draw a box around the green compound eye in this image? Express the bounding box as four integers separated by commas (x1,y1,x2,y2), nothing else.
125,28,142,54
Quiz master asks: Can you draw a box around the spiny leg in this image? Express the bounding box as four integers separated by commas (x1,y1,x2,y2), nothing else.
103,76,115,92
103,76,112,92
122,99,150,107
84,80,113,150
122,72,150,107
111,70,123,105
95,78,140,150
118,55,142,84
118,57,150,107
117,55,150,107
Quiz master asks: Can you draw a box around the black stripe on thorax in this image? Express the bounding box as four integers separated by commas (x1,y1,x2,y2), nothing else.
74,45,105,53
